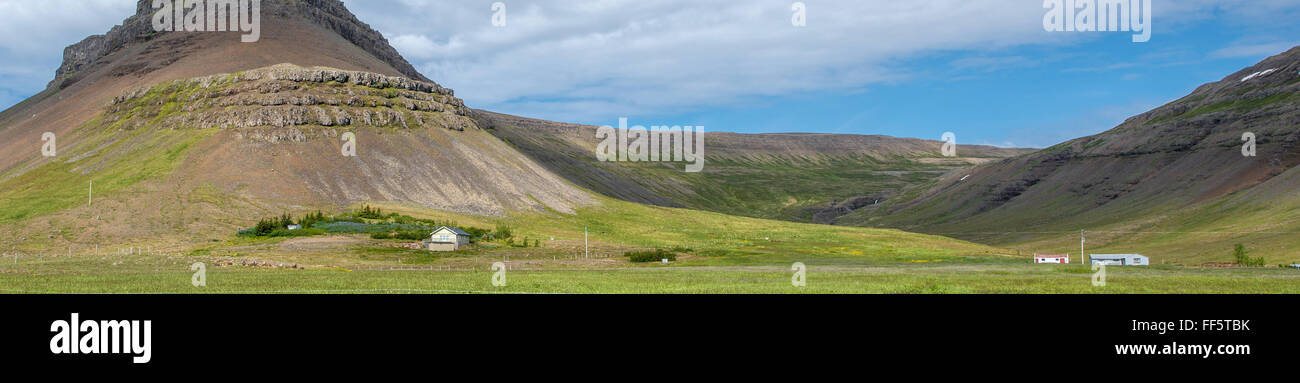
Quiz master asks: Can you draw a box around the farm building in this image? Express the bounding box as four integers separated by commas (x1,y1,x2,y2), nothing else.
425,226,471,251
1090,254,1149,266
1034,254,1070,264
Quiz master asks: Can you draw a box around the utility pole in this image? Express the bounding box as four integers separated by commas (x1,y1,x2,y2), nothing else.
1080,230,1086,265
584,227,589,259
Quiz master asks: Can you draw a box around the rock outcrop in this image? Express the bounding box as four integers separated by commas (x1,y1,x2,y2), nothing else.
52,0,432,89
108,64,470,131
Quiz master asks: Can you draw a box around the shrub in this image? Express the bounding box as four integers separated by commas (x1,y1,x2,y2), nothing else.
277,213,295,229
299,211,326,229
463,227,489,239
1234,244,1265,267
370,232,392,239
254,218,279,236
357,205,385,220
394,230,427,241
626,249,677,263
267,228,325,238
494,223,514,239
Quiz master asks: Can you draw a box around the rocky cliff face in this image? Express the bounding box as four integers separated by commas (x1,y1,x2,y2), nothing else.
52,0,431,89
103,63,471,133
109,64,468,131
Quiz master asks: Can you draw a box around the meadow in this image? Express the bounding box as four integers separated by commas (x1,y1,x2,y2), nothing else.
4,254,1300,294
4,197,1299,294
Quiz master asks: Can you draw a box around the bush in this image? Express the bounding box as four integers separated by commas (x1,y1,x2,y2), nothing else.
267,228,325,238
253,218,279,236
494,223,514,239
277,213,295,229
357,205,385,220
626,249,677,263
463,227,489,239
370,232,392,239
299,211,327,229
394,230,427,241
1234,244,1265,267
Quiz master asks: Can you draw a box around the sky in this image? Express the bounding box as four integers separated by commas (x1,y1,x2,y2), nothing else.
1,1,1298,148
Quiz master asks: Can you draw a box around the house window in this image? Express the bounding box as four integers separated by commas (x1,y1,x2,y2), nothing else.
439,235,452,242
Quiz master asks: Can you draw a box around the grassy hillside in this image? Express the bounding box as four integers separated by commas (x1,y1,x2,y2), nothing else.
474,110,1030,225
0,117,213,224
852,47,1300,264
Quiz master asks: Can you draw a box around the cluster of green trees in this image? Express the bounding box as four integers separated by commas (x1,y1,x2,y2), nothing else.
357,205,386,220
247,212,328,238
252,213,296,236
299,211,327,229
494,223,513,240
1234,244,1265,267
626,249,678,263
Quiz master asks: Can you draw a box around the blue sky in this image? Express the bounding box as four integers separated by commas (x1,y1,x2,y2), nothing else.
2,1,1298,148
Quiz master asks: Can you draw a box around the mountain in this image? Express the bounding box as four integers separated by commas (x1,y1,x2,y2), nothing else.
0,0,594,247
857,47,1300,264
474,110,1032,224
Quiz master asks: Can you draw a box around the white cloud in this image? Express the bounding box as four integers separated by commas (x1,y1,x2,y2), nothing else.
1210,41,1299,59
0,0,135,97
347,0,1060,121
341,0,1300,122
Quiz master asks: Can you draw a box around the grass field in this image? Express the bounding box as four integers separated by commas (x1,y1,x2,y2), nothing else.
4,254,1300,294
4,197,1300,294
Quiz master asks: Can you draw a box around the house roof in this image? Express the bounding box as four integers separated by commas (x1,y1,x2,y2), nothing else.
1091,254,1146,258
431,226,470,236
1035,254,1068,258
